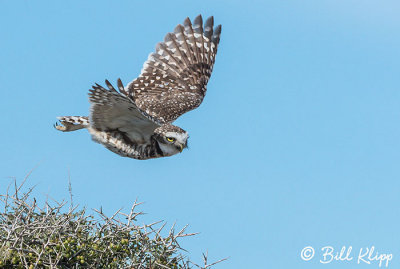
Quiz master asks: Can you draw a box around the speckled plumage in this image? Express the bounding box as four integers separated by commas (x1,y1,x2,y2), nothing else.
55,15,221,159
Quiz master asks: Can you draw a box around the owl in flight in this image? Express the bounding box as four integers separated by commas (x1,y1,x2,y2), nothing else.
55,15,221,160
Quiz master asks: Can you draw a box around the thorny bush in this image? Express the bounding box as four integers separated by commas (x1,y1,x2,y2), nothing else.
0,179,226,268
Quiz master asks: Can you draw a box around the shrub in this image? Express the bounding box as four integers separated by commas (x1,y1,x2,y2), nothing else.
0,179,226,268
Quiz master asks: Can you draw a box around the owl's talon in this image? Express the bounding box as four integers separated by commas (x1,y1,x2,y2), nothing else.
54,121,67,131
54,119,87,132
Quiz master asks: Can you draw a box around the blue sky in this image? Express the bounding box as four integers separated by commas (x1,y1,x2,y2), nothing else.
1,1,400,268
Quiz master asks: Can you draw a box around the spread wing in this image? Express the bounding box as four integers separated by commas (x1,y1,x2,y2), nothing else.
88,79,159,143
124,15,222,124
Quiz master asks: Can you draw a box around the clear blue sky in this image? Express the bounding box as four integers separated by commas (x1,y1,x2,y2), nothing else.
1,1,400,268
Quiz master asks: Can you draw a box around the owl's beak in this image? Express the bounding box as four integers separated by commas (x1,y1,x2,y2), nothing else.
179,144,184,152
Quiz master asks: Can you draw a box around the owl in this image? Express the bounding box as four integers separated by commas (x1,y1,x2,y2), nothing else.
55,15,222,160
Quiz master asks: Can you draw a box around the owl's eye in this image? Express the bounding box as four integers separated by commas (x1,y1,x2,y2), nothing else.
166,137,175,142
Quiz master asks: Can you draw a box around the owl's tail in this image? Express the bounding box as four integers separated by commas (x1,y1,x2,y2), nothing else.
54,116,89,132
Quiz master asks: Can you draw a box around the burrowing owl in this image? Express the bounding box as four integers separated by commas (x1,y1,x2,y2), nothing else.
55,15,222,160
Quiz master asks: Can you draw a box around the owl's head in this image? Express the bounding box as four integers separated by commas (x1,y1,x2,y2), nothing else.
153,125,189,156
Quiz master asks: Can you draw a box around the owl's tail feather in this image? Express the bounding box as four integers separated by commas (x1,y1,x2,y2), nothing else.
54,116,89,132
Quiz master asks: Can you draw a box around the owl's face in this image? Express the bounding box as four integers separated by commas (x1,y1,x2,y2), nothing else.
154,125,189,156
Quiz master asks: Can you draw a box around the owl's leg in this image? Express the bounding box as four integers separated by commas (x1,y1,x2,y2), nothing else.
54,116,89,132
